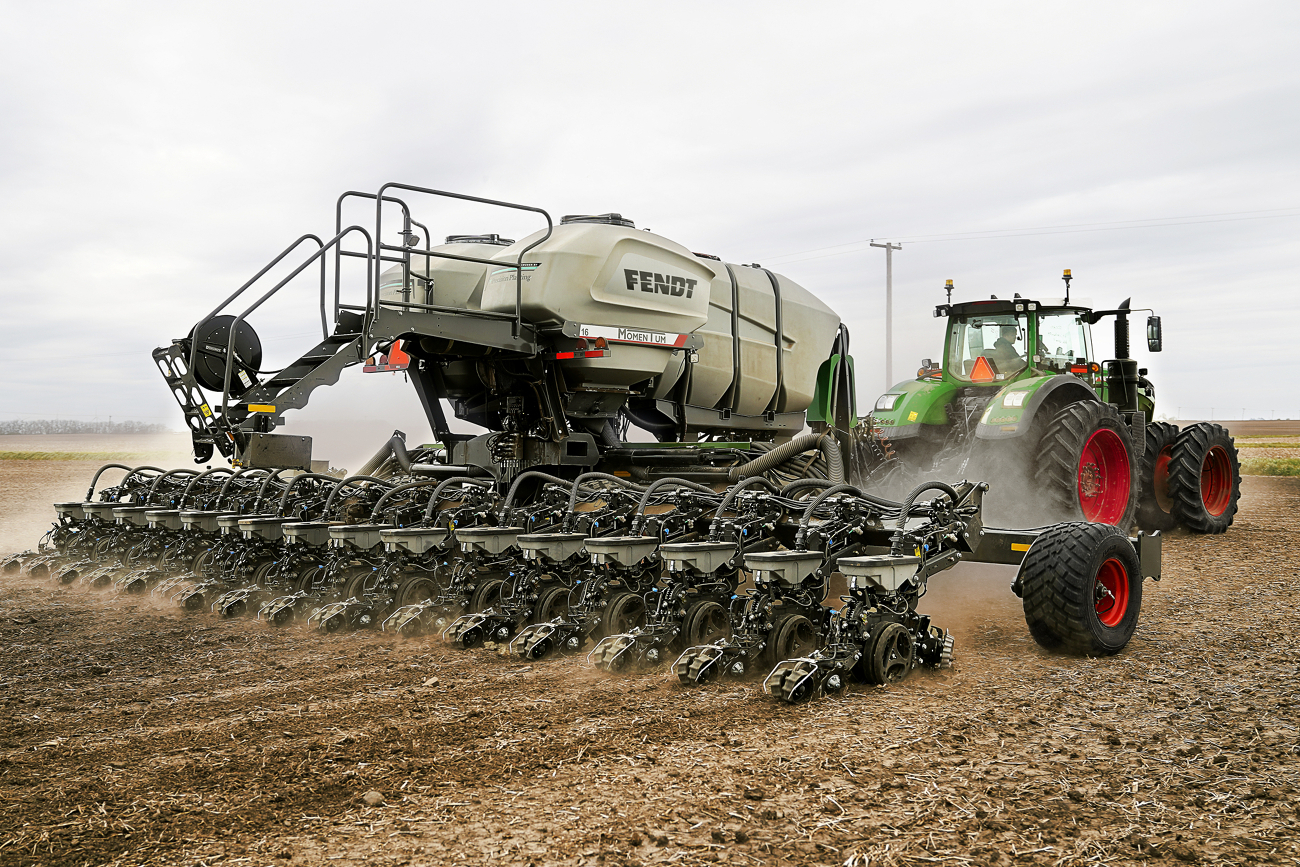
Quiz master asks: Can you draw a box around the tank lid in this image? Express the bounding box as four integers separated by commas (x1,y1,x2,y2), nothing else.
560,213,635,228
444,234,514,245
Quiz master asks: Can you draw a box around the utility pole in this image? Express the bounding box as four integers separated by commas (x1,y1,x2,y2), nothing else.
869,241,902,387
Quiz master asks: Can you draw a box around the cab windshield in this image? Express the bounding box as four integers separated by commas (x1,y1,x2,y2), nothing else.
947,313,1027,382
1036,311,1094,373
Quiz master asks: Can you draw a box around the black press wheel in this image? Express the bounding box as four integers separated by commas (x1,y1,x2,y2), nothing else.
600,592,648,638
1136,421,1180,532
1036,400,1139,527
1019,522,1142,655
865,622,916,684
531,585,571,625
468,577,504,614
764,613,817,667
1168,422,1241,535
682,600,730,647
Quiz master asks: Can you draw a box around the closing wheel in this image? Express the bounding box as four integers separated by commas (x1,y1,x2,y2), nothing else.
601,592,648,638
1019,522,1142,655
765,613,817,667
469,577,504,614
1168,422,1241,534
532,585,571,625
1136,422,1180,532
682,600,730,647
867,622,916,684
1036,400,1138,527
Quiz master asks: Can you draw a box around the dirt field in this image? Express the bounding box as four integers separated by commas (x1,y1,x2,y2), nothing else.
2,463,1299,866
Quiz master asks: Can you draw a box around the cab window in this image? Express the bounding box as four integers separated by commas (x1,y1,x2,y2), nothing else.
947,314,1027,382
1036,311,1093,374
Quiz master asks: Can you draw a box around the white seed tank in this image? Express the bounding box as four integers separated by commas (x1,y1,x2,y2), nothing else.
382,215,841,417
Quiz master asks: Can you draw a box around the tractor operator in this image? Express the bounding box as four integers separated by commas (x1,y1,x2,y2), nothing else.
990,324,1025,373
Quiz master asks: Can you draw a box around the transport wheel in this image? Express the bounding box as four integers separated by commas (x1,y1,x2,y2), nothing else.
469,578,504,614
601,592,648,638
866,623,916,685
1036,400,1138,527
1168,422,1241,534
532,585,570,624
765,614,817,666
395,574,438,607
1136,422,1181,532
682,600,730,647
1019,522,1142,655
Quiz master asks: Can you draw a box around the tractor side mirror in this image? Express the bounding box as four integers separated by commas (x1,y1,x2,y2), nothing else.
1146,315,1162,353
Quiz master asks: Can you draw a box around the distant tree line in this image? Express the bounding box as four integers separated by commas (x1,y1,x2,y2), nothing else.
0,419,173,435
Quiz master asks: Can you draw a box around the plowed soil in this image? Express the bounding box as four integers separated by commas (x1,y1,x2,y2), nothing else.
1,475,1298,867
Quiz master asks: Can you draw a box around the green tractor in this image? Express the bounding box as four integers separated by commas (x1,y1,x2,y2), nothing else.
869,271,1240,534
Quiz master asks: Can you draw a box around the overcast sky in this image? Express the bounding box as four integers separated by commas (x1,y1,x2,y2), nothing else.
1,1,1297,464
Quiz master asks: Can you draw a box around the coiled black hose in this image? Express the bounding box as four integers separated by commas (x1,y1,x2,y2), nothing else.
794,483,863,548
890,481,961,555
423,476,496,520
498,471,574,520
727,433,844,484
708,476,779,541
178,467,234,508
322,475,396,515
631,477,717,534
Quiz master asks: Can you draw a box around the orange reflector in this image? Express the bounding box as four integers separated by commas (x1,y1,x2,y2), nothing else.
387,340,411,368
970,355,995,383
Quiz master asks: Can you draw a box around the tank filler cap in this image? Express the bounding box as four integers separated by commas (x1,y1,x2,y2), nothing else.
560,213,636,228
444,234,514,245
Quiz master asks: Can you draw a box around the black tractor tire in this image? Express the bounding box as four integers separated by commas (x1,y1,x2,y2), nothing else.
532,585,571,625
764,613,817,667
601,592,648,638
682,600,730,647
1136,422,1181,532
1168,422,1241,534
1036,400,1139,528
394,573,439,607
1019,522,1142,656
468,577,504,614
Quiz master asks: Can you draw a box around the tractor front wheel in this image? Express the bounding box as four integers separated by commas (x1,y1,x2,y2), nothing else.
1136,422,1180,532
1168,422,1240,534
1019,522,1142,655
1036,400,1138,527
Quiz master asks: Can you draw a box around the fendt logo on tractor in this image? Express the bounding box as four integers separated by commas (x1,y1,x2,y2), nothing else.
623,268,697,298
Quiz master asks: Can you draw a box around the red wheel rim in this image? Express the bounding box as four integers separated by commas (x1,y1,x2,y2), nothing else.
1153,445,1174,513
1201,445,1233,517
1094,557,1130,627
1076,428,1132,524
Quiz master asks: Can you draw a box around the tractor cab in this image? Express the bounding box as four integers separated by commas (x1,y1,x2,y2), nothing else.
932,297,1100,388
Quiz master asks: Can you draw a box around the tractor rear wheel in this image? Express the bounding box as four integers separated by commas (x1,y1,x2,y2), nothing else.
1036,400,1138,527
1136,422,1180,532
1019,522,1142,655
1168,422,1240,534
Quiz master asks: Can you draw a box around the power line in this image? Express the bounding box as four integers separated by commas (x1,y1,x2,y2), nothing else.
762,206,1300,264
